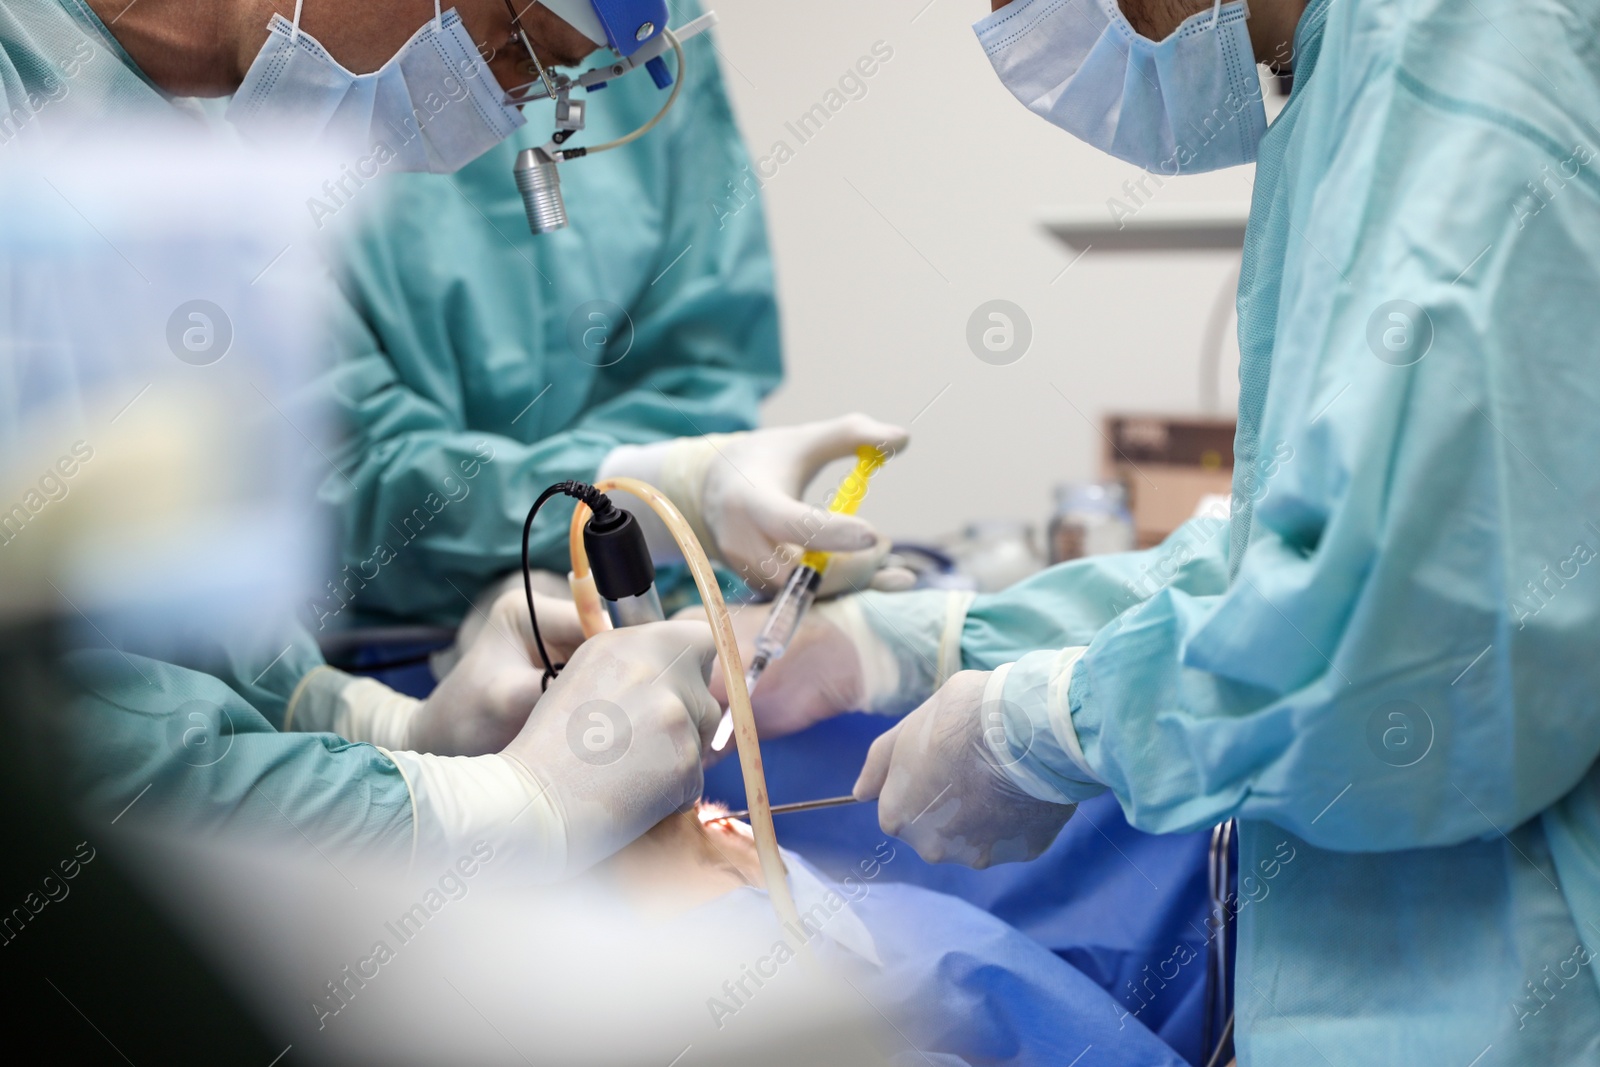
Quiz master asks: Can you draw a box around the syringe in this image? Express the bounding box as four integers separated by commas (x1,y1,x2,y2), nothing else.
711,445,888,753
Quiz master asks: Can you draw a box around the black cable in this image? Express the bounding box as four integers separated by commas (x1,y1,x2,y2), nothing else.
522,480,615,690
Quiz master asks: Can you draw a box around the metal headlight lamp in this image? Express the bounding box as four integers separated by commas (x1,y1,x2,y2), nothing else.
503,1,718,235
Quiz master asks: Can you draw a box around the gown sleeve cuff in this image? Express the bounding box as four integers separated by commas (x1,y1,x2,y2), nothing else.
380,750,566,877
993,647,1108,805
824,589,976,716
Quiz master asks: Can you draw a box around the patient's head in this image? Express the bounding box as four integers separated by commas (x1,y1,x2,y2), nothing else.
593,803,768,918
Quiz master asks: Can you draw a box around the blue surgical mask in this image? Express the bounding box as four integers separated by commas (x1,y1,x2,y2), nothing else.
975,0,1267,175
226,1,525,174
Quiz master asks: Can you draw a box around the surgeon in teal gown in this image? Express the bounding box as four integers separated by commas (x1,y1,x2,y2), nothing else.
0,0,768,877
316,0,782,623
747,0,1600,1062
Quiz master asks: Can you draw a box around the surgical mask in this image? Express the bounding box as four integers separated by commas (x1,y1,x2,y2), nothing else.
975,0,1267,175
226,1,525,174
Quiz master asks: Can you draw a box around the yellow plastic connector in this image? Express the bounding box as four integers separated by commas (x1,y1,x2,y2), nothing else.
799,444,889,573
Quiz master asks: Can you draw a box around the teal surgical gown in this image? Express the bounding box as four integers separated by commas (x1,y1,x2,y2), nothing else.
0,0,170,136
315,0,781,624
63,647,412,864
863,0,1600,1061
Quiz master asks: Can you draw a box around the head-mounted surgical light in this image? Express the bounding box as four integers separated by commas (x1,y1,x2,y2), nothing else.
503,2,718,235
542,0,666,57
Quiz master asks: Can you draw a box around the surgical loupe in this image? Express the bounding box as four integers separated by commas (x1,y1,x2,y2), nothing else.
502,4,719,234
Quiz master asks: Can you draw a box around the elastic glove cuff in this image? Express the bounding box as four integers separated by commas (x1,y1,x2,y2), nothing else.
283,664,348,732
382,750,566,877
599,436,734,565
993,649,1107,805
657,433,731,558
284,666,419,749
823,589,975,717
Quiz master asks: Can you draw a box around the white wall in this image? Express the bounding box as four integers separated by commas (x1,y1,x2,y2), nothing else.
704,0,1256,541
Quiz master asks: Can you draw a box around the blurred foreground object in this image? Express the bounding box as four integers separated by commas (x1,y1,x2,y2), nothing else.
0,134,337,1060
0,136,331,638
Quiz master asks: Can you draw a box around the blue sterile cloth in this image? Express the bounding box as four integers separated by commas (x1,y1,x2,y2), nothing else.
703,714,1214,1065
688,848,1190,1067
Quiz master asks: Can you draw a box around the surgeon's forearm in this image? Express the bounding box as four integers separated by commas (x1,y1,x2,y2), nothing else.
838,590,976,716
988,651,1108,806
286,667,420,749
840,525,1232,717
959,517,1231,672
384,750,567,877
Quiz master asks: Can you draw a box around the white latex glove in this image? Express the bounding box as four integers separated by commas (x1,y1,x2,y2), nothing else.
381,620,721,879
852,670,1077,868
501,620,722,874
689,589,972,741
699,597,865,739
410,587,584,755
599,414,916,597
284,589,584,756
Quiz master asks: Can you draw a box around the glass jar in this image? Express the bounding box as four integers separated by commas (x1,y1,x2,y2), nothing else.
1048,481,1135,564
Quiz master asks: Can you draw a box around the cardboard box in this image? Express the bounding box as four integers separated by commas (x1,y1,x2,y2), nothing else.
1102,414,1236,547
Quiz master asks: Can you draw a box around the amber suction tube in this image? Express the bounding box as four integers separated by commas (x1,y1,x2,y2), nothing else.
568,477,801,932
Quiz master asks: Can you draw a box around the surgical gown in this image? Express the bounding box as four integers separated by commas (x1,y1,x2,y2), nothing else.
62,649,413,862
315,0,781,623
862,0,1600,1061
0,0,172,135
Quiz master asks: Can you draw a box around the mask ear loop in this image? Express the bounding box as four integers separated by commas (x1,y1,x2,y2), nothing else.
1210,0,1225,27
290,0,305,42
432,0,443,29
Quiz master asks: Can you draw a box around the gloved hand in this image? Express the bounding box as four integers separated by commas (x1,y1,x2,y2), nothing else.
501,620,722,874
696,597,866,739
685,587,974,742
284,588,584,756
599,414,916,597
378,620,722,879
408,587,585,755
852,670,1077,868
